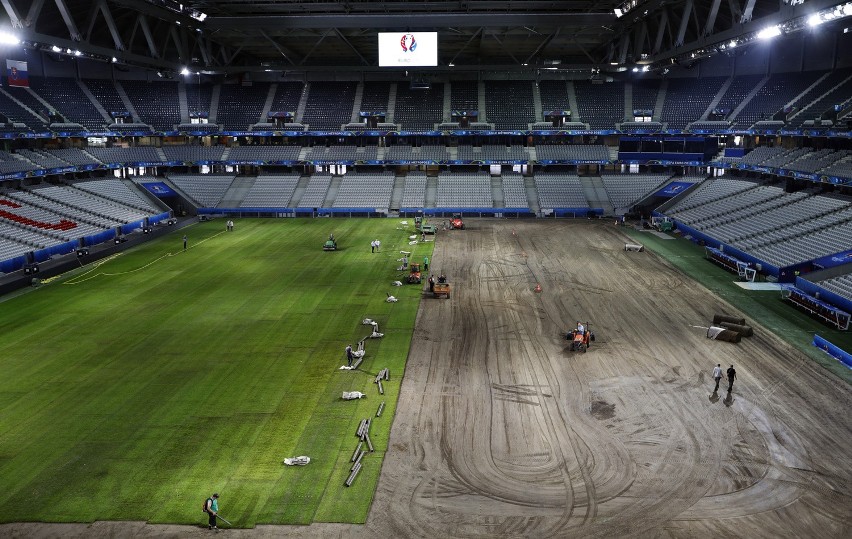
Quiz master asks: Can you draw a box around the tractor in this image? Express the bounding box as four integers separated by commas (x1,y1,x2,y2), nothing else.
567,324,594,352
450,213,465,229
323,234,337,251
407,263,422,284
433,274,450,298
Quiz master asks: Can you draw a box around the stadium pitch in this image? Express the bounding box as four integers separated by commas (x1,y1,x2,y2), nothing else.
0,218,432,527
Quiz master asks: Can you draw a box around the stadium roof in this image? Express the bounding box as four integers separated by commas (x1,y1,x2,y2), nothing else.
1,0,850,76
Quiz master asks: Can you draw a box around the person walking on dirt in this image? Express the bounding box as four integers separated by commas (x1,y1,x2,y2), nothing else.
204,493,219,530
726,365,737,392
712,364,723,393
183,235,187,251
345,344,353,367
424,256,429,271
428,274,435,293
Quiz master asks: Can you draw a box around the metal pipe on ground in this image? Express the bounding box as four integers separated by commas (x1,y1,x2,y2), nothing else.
365,433,374,452
351,441,363,462
378,380,384,395
345,462,362,487
713,314,746,326
352,450,366,471
376,401,385,417
719,321,754,337
364,418,371,436
384,368,389,381
356,419,366,437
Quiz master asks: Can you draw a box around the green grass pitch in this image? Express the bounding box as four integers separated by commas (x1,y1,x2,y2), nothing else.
0,218,433,527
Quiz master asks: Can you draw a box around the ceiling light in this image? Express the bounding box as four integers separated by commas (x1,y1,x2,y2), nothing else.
0,31,20,46
74,50,82,56
808,14,824,26
180,67,190,75
112,57,118,63
51,45,62,52
757,26,782,39
729,40,737,48
614,8,624,18
632,67,639,72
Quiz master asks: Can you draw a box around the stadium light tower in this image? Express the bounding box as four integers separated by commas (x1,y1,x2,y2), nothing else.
0,31,20,46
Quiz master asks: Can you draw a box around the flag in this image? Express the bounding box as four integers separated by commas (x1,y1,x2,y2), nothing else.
6,60,28,88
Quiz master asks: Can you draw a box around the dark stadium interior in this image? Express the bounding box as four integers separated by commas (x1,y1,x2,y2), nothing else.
0,0,851,537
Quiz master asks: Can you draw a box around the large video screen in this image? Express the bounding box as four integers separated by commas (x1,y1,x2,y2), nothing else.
378,32,438,67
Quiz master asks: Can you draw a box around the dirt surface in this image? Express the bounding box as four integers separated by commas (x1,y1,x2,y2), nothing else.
4,220,851,538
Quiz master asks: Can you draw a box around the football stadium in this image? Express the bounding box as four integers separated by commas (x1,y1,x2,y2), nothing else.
0,1,851,537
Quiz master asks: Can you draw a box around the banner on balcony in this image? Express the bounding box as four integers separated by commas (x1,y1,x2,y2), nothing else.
5,60,28,87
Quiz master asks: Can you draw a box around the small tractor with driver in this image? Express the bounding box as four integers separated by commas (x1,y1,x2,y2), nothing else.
450,213,465,230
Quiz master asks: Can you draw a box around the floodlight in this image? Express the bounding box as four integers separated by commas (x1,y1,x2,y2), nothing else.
729,40,737,48
808,14,824,26
614,8,624,18
0,31,20,45
73,50,81,56
632,66,639,72
51,45,62,52
112,56,118,63
642,65,650,72
757,26,781,39
180,67,190,75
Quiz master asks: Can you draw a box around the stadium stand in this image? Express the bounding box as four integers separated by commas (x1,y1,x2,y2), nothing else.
240,175,300,207
186,84,213,114
227,145,301,162
818,274,852,302
86,146,162,164
162,145,226,162
714,75,763,120
660,77,726,130
84,79,128,118
74,179,160,213
600,174,670,210
732,72,822,129
574,81,625,130
168,174,235,207
394,84,444,131
269,82,305,116
44,148,101,166
296,174,333,207
0,150,38,174
360,82,391,112
534,173,587,209
450,81,479,112
16,149,67,169
485,81,534,130
436,173,493,207
301,82,357,130
501,174,528,208
5,86,51,124
400,173,427,208
538,80,569,117
534,144,609,161
120,81,181,131
28,184,152,224
631,81,660,117
5,189,118,233
787,69,852,127
216,82,271,130
333,173,394,208
0,90,46,130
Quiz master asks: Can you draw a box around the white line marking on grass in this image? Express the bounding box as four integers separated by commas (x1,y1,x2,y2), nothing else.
64,231,227,285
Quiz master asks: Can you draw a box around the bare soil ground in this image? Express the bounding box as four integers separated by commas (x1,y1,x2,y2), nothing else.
4,220,851,538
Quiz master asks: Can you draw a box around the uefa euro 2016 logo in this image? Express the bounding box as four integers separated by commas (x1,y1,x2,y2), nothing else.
400,34,417,53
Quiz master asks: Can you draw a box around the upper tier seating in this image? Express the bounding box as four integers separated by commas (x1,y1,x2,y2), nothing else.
620,121,663,132
394,84,444,131
186,84,213,114
535,144,610,161
332,173,394,208
84,80,127,118
304,145,359,161
436,173,493,207
227,145,300,161
216,83,271,130
660,77,726,130
450,81,478,111
785,69,852,126
296,174,333,207
0,88,46,130
535,174,587,208
45,149,100,166
240,175,300,207
162,145,226,162
0,150,38,174
732,72,822,129
6,86,52,126
485,81,534,130
360,82,390,112
120,81,181,131
574,81,625,130
169,174,235,207
480,145,528,160
269,82,304,115
86,146,162,164
301,82,357,130
538,81,569,115
400,173,426,208
786,149,852,174
715,75,763,120
631,81,660,115
17,149,67,169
